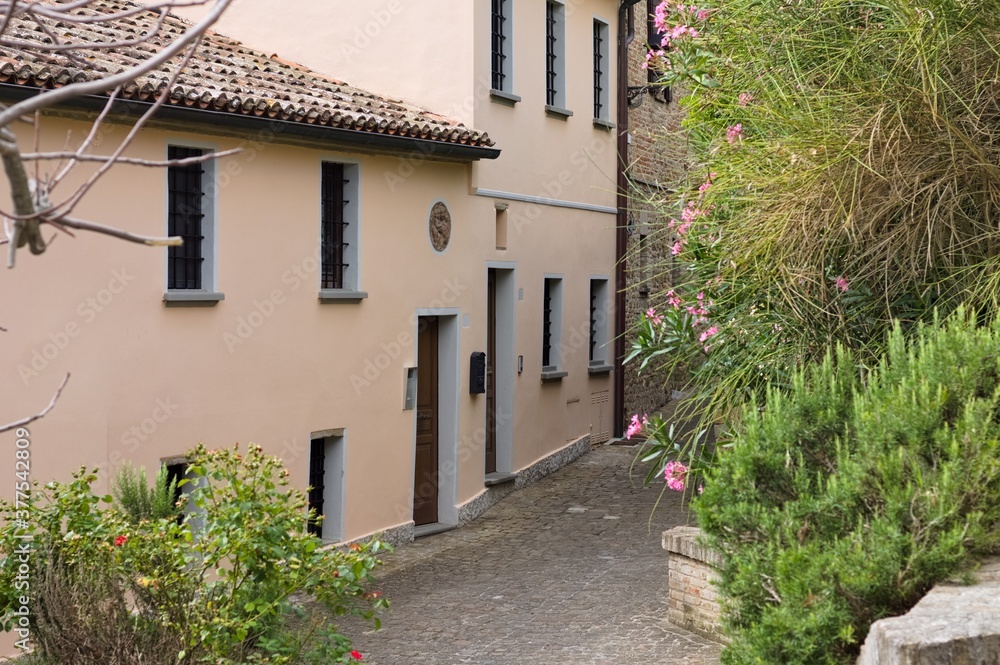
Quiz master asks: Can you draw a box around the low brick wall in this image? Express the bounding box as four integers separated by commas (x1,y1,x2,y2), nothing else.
663,526,726,642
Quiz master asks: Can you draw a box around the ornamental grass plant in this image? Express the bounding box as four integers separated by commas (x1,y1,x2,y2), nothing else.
632,0,1000,425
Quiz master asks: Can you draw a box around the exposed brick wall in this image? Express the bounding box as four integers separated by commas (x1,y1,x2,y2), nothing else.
663,526,726,642
623,2,692,419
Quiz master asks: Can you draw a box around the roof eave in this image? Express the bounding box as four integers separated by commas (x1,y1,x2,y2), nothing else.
0,83,501,162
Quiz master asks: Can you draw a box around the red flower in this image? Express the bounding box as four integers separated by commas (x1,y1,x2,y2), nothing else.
114,535,128,547
350,651,363,661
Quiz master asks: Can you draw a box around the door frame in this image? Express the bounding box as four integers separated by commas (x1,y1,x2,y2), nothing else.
410,309,460,526
486,263,516,476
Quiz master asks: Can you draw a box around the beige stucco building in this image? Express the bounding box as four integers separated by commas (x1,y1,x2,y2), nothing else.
1,0,629,547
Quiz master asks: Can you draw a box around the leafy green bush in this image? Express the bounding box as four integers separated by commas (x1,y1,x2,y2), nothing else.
0,443,388,664
695,312,1000,664
112,462,179,524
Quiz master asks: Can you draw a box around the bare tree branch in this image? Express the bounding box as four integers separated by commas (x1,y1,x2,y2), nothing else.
24,147,242,169
0,373,69,435
55,216,181,247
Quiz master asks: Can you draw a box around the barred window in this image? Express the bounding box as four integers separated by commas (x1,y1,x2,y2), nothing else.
593,20,610,120
545,2,558,107
167,146,205,290
543,278,554,367
541,276,563,374
321,163,350,290
307,438,326,537
491,0,509,92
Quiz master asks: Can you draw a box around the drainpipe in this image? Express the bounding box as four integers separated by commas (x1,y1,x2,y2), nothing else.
614,0,640,437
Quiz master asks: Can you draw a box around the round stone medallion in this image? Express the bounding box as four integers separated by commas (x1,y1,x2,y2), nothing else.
429,201,452,252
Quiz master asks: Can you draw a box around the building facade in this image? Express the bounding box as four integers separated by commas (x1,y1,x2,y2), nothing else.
1,0,623,548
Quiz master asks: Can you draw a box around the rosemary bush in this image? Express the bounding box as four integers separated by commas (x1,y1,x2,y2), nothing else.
695,312,1000,664
111,463,179,524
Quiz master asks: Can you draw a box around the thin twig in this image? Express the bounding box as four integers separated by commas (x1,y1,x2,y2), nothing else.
51,216,181,246
26,147,242,169
0,373,70,435
50,87,122,191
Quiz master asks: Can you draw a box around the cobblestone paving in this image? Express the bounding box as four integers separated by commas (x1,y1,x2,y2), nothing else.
341,445,723,665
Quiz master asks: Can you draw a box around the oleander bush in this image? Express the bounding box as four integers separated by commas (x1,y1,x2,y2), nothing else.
631,0,1000,429
0,443,388,664
694,312,1000,664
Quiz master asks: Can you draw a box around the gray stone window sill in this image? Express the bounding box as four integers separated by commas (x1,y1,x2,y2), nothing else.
545,105,573,119
319,290,368,303
588,363,614,375
593,118,615,131
541,369,568,382
490,89,521,106
484,471,518,487
163,291,225,307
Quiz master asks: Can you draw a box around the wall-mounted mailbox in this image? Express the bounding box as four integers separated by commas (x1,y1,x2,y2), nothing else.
404,367,418,410
470,352,487,394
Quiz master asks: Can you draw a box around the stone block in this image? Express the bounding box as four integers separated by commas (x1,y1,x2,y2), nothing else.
857,579,1000,665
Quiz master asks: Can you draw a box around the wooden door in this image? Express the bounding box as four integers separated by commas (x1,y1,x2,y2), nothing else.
413,317,439,526
486,271,497,474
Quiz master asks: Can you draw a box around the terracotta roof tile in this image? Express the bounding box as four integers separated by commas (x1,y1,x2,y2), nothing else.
0,0,495,149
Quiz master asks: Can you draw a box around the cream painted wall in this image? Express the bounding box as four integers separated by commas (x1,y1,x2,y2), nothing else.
471,0,620,208
162,0,478,127
0,113,614,543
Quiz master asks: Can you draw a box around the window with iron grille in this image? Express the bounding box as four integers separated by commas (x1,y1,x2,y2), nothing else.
167,146,206,290
307,438,326,537
544,1,567,111
589,278,610,368
593,20,610,120
543,279,553,367
321,163,350,290
491,0,509,92
647,0,672,102
307,433,345,541
542,276,564,375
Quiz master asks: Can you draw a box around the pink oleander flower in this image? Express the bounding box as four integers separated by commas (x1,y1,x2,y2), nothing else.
699,326,719,343
698,484,704,494
738,92,755,107
664,461,688,491
626,413,649,440
835,275,849,292
666,290,682,308
671,241,684,256
696,291,705,301
646,307,663,326
726,123,744,145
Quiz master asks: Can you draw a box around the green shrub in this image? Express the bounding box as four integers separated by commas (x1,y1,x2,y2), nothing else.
0,443,388,664
111,463,179,524
695,311,1000,664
